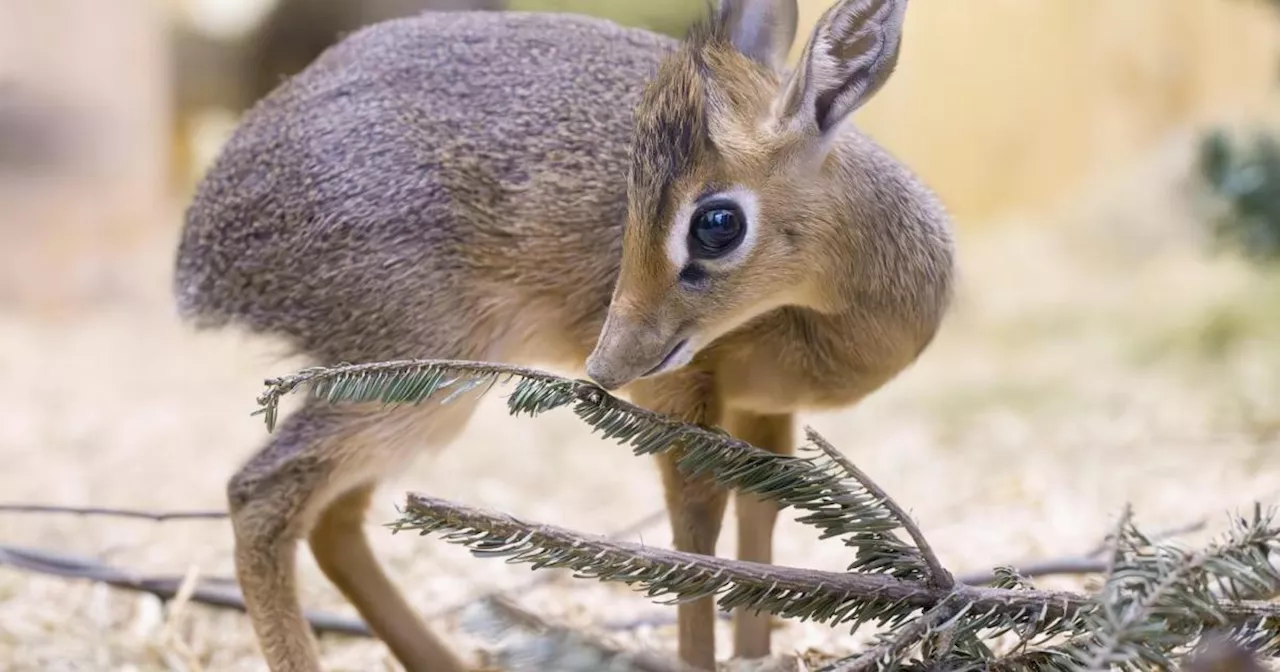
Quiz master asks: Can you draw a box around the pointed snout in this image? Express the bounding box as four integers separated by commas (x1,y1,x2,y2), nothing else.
584,311,686,391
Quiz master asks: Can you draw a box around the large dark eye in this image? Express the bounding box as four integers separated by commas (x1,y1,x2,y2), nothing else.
689,201,745,258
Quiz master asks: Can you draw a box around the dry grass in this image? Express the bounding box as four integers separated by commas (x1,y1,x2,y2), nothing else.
1,129,1279,671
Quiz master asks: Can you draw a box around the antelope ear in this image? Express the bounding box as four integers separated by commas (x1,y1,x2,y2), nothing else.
717,0,799,74
774,0,906,138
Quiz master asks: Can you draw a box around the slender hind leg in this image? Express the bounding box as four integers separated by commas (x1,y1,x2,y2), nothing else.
228,395,479,672
309,483,466,671
723,410,794,660
631,373,728,671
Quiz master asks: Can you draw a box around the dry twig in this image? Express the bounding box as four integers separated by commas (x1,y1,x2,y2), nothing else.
955,517,1209,586
0,503,672,637
0,543,371,636
807,428,953,590
0,503,227,521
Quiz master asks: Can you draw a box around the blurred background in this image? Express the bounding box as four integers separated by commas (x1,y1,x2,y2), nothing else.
3,0,1280,669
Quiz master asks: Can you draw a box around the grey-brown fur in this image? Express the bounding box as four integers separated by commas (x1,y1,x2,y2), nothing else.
175,3,954,671
177,12,674,365
245,0,506,110
172,0,504,117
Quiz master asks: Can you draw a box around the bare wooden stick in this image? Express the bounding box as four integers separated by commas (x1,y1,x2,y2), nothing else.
956,517,1208,586
0,504,227,521
0,543,371,637
956,557,1108,586
0,504,671,636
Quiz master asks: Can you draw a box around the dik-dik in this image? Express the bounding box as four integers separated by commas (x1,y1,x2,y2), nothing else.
173,1,954,670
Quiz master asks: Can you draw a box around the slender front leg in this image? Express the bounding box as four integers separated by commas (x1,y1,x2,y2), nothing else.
630,373,728,671
722,410,794,660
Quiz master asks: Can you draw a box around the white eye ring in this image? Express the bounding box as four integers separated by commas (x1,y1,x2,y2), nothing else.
665,185,761,272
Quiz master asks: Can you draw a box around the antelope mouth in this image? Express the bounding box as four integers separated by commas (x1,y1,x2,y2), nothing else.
641,338,692,379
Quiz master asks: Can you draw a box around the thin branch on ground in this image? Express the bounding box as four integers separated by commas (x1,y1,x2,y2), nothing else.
806,428,954,590
956,518,1209,586
957,557,1110,586
1084,518,1208,557
0,543,370,637
0,498,671,613
0,504,228,521
0,504,672,635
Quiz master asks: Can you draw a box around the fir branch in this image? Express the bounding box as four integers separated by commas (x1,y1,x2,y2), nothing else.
1210,505,1280,604
816,594,966,671
259,360,930,586
984,634,1097,672
988,565,1038,592
806,428,953,589
1069,506,1280,670
394,493,1280,670
973,512,1280,672
425,508,669,620
256,359,577,432
391,493,1100,630
263,359,1280,669
1220,619,1280,661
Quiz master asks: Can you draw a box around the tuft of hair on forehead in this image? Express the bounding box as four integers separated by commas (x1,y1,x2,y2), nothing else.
626,12,734,227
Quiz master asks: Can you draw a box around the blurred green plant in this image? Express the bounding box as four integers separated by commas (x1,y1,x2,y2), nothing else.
256,358,1280,671
1197,129,1280,263
1194,0,1280,264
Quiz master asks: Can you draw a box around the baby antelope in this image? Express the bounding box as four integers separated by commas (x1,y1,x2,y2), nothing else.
173,0,954,670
